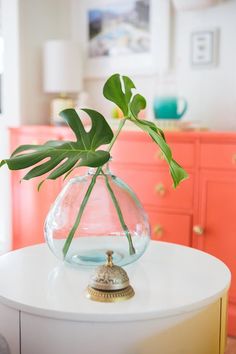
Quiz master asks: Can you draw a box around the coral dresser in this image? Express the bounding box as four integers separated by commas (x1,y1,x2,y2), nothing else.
9,126,236,336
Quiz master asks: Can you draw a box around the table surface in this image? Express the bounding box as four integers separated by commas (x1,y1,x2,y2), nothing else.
0,241,231,322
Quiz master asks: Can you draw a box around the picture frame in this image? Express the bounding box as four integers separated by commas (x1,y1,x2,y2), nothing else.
190,28,219,67
74,0,170,78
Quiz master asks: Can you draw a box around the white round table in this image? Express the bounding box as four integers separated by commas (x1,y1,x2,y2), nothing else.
0,241,231,354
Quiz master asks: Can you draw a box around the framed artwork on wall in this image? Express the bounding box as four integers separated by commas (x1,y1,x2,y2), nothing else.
190,28,219,67
75,0,170,78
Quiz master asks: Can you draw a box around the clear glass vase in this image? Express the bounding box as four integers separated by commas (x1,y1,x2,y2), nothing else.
44,163,150,268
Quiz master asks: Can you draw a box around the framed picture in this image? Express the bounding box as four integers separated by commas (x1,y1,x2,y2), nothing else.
191,29,219,67
74,0,170,78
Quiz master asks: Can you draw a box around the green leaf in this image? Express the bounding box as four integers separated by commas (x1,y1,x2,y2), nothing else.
80,109,114,147
0,160,6,168
103,73,135,116
10,141,64,157
130,93,146,118
169,159,189,188
104,74,146,119
122,75,136,106
2,109,114,181
131,117,188,187
102,73,188,187
132,118,171,160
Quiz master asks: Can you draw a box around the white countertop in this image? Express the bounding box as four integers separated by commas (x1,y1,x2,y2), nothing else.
0,241,231,322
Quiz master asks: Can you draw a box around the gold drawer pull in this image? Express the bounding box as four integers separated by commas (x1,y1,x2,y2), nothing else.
193,225,204,235
155,183,166,196
155,150,164,160
232,154,236,164
154,224,164,237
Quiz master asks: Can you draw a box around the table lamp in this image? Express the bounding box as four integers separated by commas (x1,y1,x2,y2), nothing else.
43,39,83,125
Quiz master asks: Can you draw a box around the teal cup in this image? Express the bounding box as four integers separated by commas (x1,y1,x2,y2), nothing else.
153,96,188,120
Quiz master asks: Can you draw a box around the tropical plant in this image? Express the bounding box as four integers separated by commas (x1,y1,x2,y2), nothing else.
0,74,188,256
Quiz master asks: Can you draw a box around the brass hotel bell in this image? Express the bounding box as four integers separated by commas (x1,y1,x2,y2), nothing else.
86,250,135,302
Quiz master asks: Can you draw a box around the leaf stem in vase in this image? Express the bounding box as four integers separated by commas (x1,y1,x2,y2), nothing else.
103,171,135,255
62,118,135,258
62,167,101,257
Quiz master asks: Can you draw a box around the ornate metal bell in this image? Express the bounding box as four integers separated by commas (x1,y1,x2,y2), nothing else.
86,250,135,302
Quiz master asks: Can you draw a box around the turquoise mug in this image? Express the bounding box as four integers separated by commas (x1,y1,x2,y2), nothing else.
153,96,188,120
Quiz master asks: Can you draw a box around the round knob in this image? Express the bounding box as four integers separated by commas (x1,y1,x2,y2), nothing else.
193,225,204,235
155,183,166,196
153,224,163,238
232,154,236,164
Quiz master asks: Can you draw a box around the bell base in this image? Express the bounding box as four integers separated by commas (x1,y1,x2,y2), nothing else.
86,285,135,303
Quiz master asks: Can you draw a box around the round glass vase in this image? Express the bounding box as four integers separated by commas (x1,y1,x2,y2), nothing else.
44,164,150,268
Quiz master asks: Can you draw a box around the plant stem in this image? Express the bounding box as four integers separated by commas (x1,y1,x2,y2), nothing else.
62,118,135,258
107,118,126,152
103,172,135,255
62,167,101,257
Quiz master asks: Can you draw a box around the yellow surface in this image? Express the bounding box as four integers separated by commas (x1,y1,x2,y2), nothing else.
135,293,228,354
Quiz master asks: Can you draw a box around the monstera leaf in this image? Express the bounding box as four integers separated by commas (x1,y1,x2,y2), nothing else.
103,74,188,187
0,109,114,183
103,74,135,116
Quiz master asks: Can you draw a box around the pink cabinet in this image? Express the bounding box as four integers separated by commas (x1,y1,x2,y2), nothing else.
9,127,236,336
195,139,236,336
196,171,236,335
148,211,192,245
9,126,66,248
112,166,194,210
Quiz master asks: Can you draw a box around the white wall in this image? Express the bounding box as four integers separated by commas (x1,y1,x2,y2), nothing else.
174,0,236,130
2,0,71,127
71,0,236,131
19,0,71,125
0,0,20,252
0,0,71,251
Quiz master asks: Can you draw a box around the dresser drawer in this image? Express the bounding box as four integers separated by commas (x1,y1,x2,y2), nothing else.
111,165,194,210
10,130,60,151
112,140,195,168
200,143,236,169
148,211,192,246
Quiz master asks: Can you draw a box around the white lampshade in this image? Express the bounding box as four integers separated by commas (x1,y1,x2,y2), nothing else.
43,40,83,93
